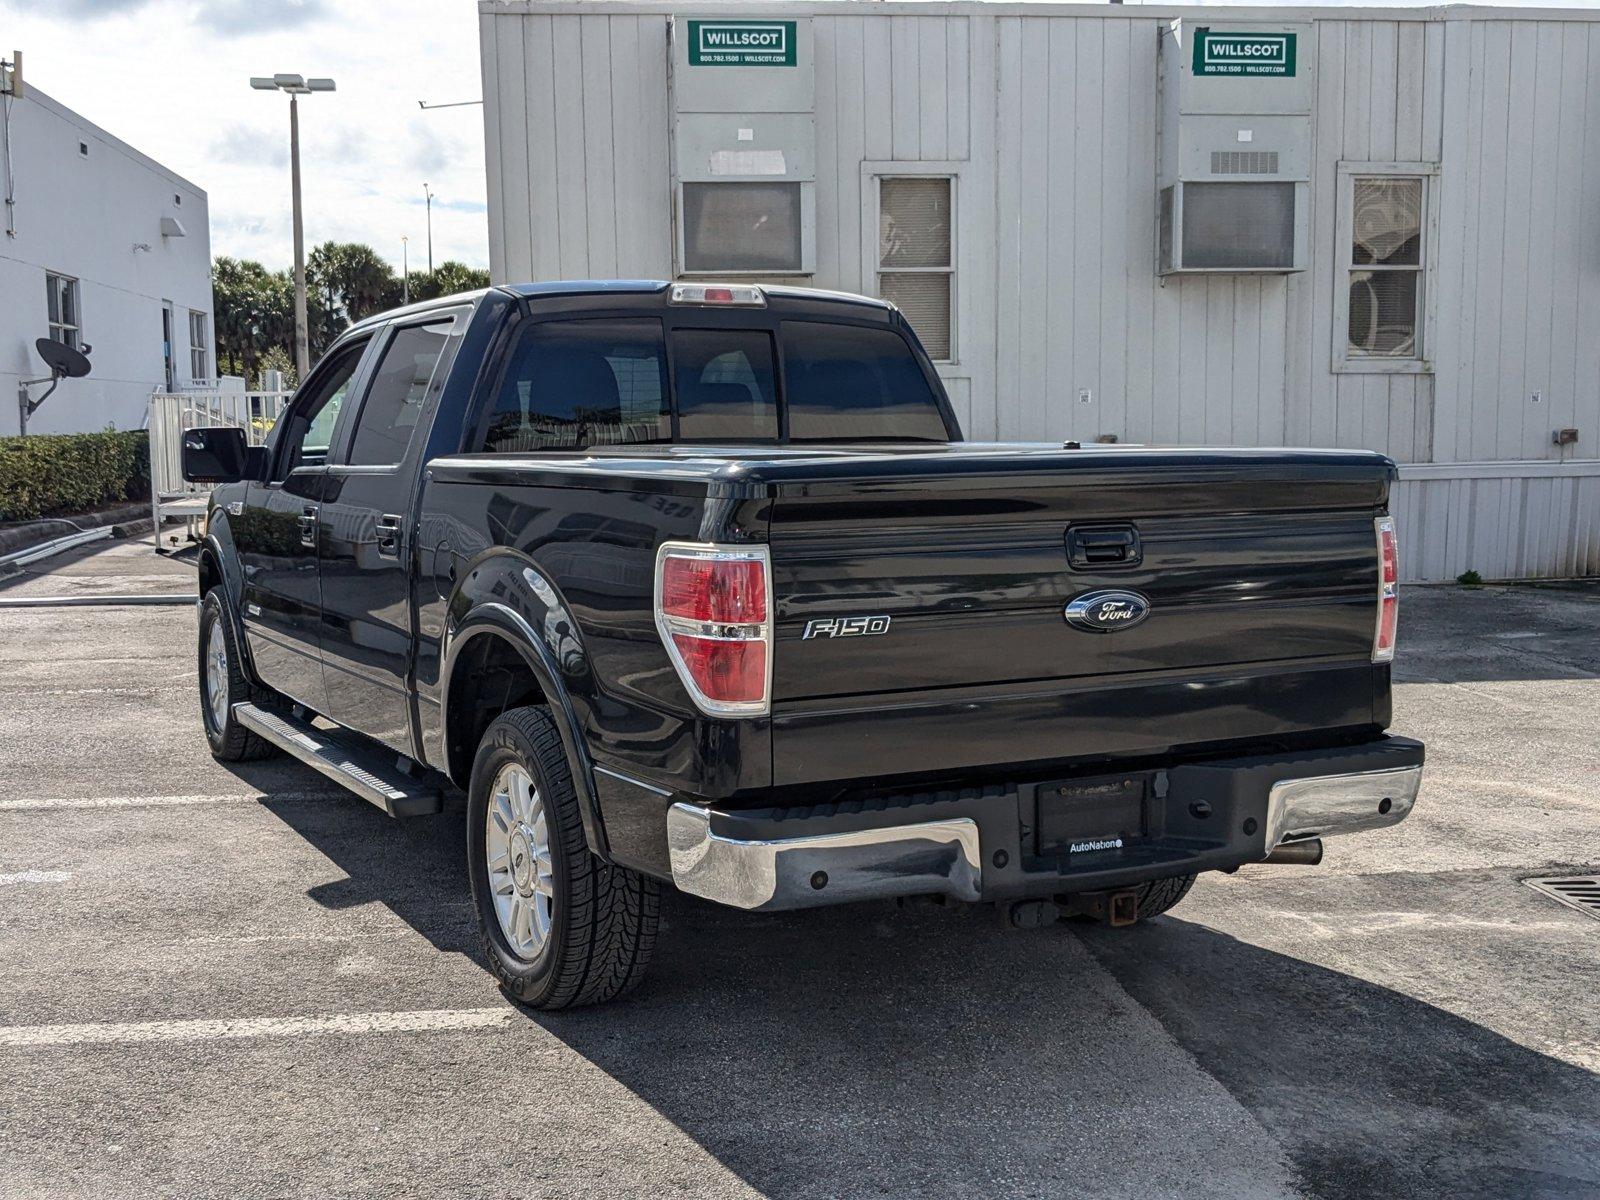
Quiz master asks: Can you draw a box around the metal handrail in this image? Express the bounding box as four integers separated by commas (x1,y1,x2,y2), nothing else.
147,388,290,552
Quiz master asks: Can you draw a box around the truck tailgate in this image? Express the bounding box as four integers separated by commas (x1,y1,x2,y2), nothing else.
767,446,1392,785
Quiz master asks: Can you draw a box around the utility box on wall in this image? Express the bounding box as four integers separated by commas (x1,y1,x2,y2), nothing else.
1157,20,1313,275
670,16,816,276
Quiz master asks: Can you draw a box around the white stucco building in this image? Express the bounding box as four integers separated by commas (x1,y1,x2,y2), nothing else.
1,75,213,436
478,1,1600,581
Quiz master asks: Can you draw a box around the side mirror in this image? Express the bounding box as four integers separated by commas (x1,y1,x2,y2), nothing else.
182,426,256,484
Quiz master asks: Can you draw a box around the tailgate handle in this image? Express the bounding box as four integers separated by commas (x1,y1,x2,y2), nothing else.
1067,525,1142,569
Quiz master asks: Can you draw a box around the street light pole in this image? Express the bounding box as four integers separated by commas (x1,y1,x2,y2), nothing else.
423,182,434,273
250,73,336,382
402,236,410,305
288,93,307,379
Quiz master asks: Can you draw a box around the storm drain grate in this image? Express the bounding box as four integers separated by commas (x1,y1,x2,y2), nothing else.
1524,875,1600,921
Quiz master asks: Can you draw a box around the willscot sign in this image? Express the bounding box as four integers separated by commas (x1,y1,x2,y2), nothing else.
1192,29,1297,77
688,20,797,66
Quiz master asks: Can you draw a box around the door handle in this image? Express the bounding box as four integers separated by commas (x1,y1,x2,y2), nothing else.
376,513,404,559
298,505,318,549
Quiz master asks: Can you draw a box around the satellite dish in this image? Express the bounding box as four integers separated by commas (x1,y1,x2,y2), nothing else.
35,337,93,379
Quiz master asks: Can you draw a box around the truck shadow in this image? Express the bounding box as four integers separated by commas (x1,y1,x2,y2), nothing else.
529,905,1600,1200
246,777,1599,1200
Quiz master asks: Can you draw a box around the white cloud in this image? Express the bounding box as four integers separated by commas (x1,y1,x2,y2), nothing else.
410,123,465,178
209,123,289,170
197,0,328,36
0,0,488,272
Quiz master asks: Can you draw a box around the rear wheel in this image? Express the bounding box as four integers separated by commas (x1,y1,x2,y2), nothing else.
198,588,276,762
466,706,659,1009
1131,873,1197,921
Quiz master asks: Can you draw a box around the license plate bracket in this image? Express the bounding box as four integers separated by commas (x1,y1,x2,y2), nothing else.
1032,772,1152,857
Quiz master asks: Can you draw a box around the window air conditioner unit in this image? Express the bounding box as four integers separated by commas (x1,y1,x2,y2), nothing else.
1157,20,1312,275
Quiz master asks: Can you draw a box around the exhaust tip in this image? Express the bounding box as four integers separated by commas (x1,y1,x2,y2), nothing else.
1262,838,1324,866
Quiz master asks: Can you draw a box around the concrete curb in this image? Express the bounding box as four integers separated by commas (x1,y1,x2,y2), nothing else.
0,502,152,556
0,528,112,571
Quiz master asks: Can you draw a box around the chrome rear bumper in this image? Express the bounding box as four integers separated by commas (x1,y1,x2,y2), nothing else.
1263,764,1422,851
667,802,982,911
661,740,1424,912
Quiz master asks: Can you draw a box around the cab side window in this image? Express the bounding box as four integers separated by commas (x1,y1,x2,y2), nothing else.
272,338,368,480
346,321,454,467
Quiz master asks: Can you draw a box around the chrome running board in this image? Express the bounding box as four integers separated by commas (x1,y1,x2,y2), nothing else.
233,702,443,818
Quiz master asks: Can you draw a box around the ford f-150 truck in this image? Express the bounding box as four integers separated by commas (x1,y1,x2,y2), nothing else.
182,280,1423,1010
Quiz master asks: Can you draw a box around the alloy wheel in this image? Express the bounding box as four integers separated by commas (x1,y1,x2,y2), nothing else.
485,763,555,958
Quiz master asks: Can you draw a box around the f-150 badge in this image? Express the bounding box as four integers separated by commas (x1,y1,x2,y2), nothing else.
1063,590,1151,633
802,615,892,640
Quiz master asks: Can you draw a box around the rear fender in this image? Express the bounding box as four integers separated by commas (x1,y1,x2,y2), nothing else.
441,553,609,859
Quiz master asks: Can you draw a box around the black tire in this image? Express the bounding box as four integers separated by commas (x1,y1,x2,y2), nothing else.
198,588,277,762
1133,873,1197,921
466,706,659,1010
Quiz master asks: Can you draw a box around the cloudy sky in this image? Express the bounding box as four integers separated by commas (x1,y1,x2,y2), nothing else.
1,0,489,274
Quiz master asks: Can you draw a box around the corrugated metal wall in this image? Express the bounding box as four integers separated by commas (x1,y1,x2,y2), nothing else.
1395,464,1600,580
479,1,1600,581
481,12,675,281
1431,18,1600,465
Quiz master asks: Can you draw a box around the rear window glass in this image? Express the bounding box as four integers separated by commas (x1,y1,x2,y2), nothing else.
481,319,670,452
674,329,778,441
477,315,949,450
781,321,948,442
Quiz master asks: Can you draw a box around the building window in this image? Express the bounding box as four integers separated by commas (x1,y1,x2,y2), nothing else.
877,176,953,361
188,310,210,382
1335,163,1436,373
45,273,81,350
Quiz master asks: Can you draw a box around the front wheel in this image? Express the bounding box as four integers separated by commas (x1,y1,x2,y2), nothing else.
198,588,276,762
466,706,659,1009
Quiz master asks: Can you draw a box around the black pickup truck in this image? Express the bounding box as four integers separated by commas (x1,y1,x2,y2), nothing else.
183,280,1423,1009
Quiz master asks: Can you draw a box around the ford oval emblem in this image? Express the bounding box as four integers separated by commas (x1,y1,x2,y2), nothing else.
1064,589,1151,633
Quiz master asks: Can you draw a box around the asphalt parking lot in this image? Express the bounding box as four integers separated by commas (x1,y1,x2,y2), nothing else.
0,541,1597,1200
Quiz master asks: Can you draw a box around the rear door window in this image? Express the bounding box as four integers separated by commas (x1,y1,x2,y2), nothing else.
480,319,669,452
673,329,778,441
345,321,453,466
781,321,949,442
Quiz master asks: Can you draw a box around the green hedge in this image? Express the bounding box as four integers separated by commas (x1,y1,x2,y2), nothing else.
0,430,152,522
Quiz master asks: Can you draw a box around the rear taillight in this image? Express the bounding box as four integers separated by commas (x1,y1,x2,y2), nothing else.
1373,516,1399,663
655,542,773,716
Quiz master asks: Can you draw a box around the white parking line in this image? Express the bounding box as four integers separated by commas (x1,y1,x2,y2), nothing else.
7,684,194,697
0,791,342,813
0,1008,514,1048
0,870,71,885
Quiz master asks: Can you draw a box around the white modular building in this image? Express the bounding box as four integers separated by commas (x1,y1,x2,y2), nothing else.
478,1,1600,581
0,77,214,436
